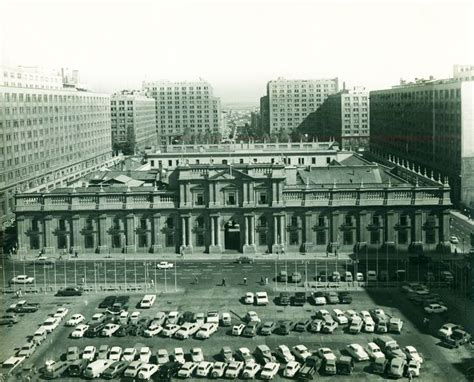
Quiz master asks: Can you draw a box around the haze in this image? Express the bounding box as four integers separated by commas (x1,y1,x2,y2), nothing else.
1,0,473,105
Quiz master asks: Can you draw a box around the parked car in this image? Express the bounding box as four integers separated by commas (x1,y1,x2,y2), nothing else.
108,346,122,362
242,362,261,379
232,323,245,336
371,356,388,375
244,292,255,304
344,271,353,282
139,294,156,309
84,322,106,338
279,291,291,305
235,347,254,364
242,321,259,337
244,311,260,323
143,322,162,337
291,272,302,283
278,270,288,282
326,291,339,304
42,360,69,379
294,319,311,332
137,363,159,380
56,286,83,296
297,356,321,380
346,344,369,361
366,342,385,359
0,313,18,325
191,347,204,363
260,362,280,380
196,322,218,339
167,311,180,325
173,347,185,364
237,256,253,264
438,323,463,339
196,361,213,377
225,361,244,378
53,307,69,320
221,312,232,326
388,357,406,378
255,344,275,364
444,329,472,348
367,270,377,282
275,345,295,363
403,346,423,363
424,303,448,314
83,359,114,378
98,345,110,359
102,323,120,337
17,342,37,358
333,309,349,325
161,323,180,337
101,360,128,379
211,362,227,378
177,362,197,378
292,344,311,363
123,360,144,378
66,346,80,361
349,316,363,334
338,291,353,304
157,261,174,269
175,322,199,339
276,320,294,335
283,361,301,378
155,361,181,380
293,292,306,306
98,296,117,309
82,346,97,361
139,347,151,363
67,359,89,377
71,324,89,338
260,321,276,335
311,291,327,305
309,319,323,333
122,347,137,362
337,356,354,375
356,272,364,281
66,314,85,327
220,346,234,363
256,291,269,305
11,275,34,284
389,318,404,333
41,317,60,333
322,321,338,333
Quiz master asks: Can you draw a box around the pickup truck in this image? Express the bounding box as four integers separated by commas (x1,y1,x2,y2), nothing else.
296,356,321,380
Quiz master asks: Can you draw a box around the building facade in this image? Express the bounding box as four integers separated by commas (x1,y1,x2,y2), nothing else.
15,157,452,257
0,65,118,230
111,92,157,154
265,77,339,134
297,87,369,150
370,78,474,209
143,141,344,171
453,65,474,81
142,80,222,146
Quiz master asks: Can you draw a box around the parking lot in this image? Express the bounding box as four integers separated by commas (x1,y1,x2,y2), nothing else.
1,272,473,382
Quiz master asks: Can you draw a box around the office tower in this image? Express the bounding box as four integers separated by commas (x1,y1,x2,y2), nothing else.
111,91,157,154
142,80,222,146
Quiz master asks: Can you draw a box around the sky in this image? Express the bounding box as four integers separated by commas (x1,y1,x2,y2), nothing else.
1,0,473,105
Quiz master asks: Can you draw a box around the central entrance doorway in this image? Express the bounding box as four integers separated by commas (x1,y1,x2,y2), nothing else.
224,220,241,251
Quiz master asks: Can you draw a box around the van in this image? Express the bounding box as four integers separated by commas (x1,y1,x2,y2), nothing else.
389,318,404,333
1,356,25,376
83,359,114,378
139,294,156,309
33,327,48,345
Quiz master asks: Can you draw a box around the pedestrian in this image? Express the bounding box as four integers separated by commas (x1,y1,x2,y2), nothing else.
260,276,264,285
281,247,285,256
75,251,78,258
243,277,247,285
222,278,226,286
81,277,85,284
265,277,268,285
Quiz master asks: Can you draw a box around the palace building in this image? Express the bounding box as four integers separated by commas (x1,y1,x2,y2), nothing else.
15,153,452,257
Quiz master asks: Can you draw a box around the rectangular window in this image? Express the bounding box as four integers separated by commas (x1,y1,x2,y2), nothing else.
258,192,267,205
318,216,325,226
226,192,236,205
345,215,352,225
195,193,204,205
316,231,326,245
400,215,408,226
372,215,380,225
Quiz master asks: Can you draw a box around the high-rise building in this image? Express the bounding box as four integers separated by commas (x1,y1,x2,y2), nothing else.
453,64,474,81
370,77,474,209
142,80,221,146
0,65,120,230
111,91,157,154
259,95,269,133
264,77,338,134
297,87,370,151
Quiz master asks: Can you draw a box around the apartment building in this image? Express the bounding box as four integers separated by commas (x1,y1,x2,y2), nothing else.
0,65,119,230
142,80,222,146
111,91,157,154
370,77,474,209
261,77,338,134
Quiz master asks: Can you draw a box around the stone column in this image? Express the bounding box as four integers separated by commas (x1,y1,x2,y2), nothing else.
209,183,214,206
385,210,396,252
249,182,254,205
412,210,424,252
303,213,313,252
187,216,193,248
186,182,192,207
358,211,368,252
72,215,83,252
272,182,277,206
43,215,54,254
243,183,248,205
98,214,108,254
65,219,71,250
210,216,215,246
152,213,162,253
125,213,136,253
181,217,186,246
16,216,28,255
330,210,340,252
250,215,255,245
274,215,279,244
280,215,286,246
145,217,152,252
216,216,222,246
244,216,249,245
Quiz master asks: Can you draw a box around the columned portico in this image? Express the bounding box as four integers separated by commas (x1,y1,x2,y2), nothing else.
243,214,256,254
209,214,222,253
181,215,194,254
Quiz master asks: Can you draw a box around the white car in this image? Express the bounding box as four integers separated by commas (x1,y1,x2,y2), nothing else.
356,272,364,281
283,361,301,378
349,316,363,333
174,347,185,364
366,342,384,359
260,362,280,380
404,346,423,364
153,311,167,325
312,292,327,305
139,347,152,363
245,311,260,323
175,322,200,339
137,363,159,380
161,324,180,337
66,314,85,326
225,361,244,378
360,310,372,320
177,362,198,378
109,346,122,361
167,311,180,324
244,292,255,304
367,270,377,281
82,346,97,361
157,261,174,269
156,349,170,365
196,322,218,339
317,347,337,361
345,309,359,321
346,344,369,361
207,311,220,324
211,362,227,378
275,345,295,363
364,319,375,333
333,309,349,325
221,312,232,326
242,362,261,379
122,347,137,362
438,323,462,339
11,275,34,284
143,323,162,337
232,323,245,336
450,236,459,244
129,311,141,323
191,347,204,363
101,323,120,337
255,291,269,305
194,312,206,326
41,317,60,333
236,347,255,364
53,307,69,320
124,360,144,378
90,313,105,323
406,360,421,377
71,324,89,338
424,303,448,314
196,361,213,377
292,345,311,362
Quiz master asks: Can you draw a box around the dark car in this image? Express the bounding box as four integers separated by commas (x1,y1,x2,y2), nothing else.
242,321,260,337
294,319,311,332
337,356,354,375
156,361,181,381
114,324,132,337
99,296,117,309
15,303,39,313
178,311,194,325
444,329,472,348
279,292,290,306
0,313,18,325
338,292,353,304
275,320,295,335
260,321,276,336
67,359,88,377
318,271,328,282
102,361,129,379
56,286,83,296
293,292,306,306
84,322,106,338
297,356,321,380
237,256,253,264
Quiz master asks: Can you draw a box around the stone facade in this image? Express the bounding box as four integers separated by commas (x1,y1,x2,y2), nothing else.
15,160,452,257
